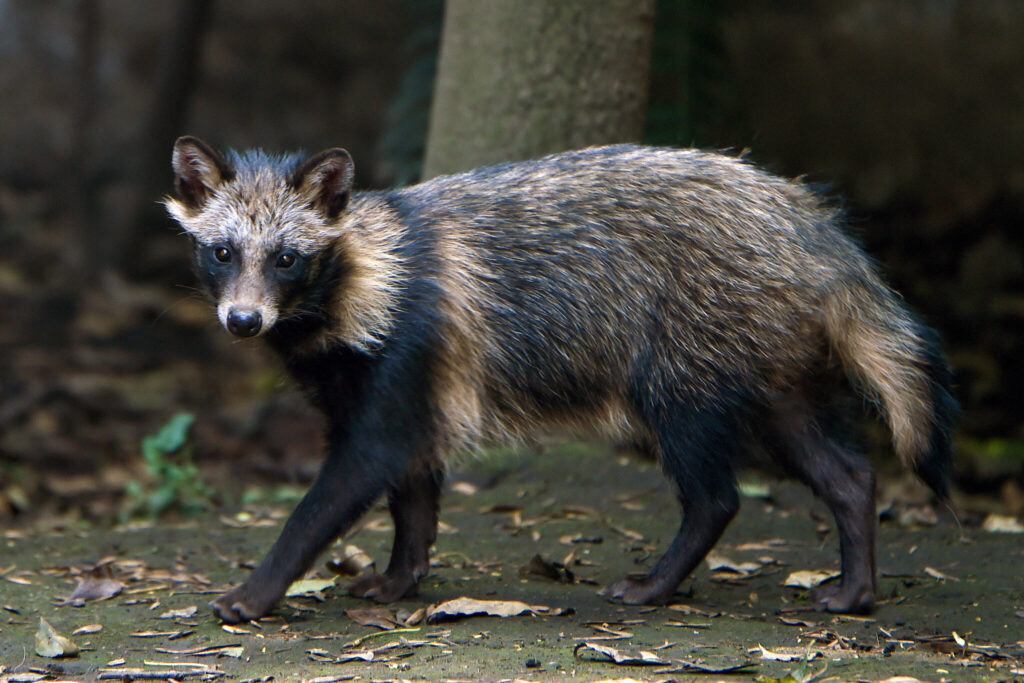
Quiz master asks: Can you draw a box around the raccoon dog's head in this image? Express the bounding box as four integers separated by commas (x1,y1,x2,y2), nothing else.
165,136,353,338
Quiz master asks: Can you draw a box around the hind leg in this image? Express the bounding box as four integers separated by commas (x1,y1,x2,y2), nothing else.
767,395,876,614
348,461,444,602
604,400,741,604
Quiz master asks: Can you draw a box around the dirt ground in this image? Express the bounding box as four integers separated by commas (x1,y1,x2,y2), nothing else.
2,443,1022,682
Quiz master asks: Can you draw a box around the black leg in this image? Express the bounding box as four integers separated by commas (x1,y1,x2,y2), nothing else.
348,461,444,602
604,396,741,604
211,450,392,623
766,394,876,614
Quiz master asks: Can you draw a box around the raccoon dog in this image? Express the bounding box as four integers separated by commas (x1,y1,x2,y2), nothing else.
166,136,956,623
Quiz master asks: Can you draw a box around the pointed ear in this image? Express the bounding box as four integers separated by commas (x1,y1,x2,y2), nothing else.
171,136,235,210
289,148,355,219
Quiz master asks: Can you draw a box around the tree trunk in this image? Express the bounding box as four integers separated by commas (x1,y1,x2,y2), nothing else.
422,0,655,179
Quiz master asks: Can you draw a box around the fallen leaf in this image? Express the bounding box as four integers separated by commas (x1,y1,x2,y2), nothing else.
130,629,194,638
573,641,667,665
327,545,375,576
346,607,402,630
6,674,47,683
520,554,575,584
750,644,821,662
734,538,787,551
96,668,225,680
706,551,762,577
285,575,337,597
575,642,755,674
608,524,645,541
738,481,772,498
559,533,603,545
63,562,123,606
5,575,34,585
142,659,217,669
360,516,393,532
385,606,426,627
450,480,478,495
783,569,839,589
72,623,103,635
425,597,570,623
35,617,80,658
562,504,602,518
221,624,252,635
156,644,245,658
666,603,718,617
982,513,1024,533
158,605,198,619
924,566,959,581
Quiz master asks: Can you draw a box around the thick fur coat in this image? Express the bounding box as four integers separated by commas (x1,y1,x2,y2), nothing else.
167,137,956,623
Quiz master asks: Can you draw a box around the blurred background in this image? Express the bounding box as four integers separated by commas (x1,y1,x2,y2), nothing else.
1,0,1022,525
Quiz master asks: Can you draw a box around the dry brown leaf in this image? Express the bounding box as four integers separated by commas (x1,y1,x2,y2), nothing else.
734,538,787,551
425,596,570,623
306,674,359,682
130,629,193,638
345,607,402,630
705,550,762,579
221,624,253,635
749,644,821,662
72,623,103,635
158,605,198,620
398,606,426,626
982,513,1024,533
285,575,336,597
449,480,479,495
782,568,839,589
155,644,245,658
924,566,959,581
559,533,603,546
35,617,80,658
562,504,602,518
574,642,755,674
95,667,224,680
520,554,575,584
63,562,123,606
326,544,375,576
573,641,667,665
5,575,34,585
666,603,717,617
608,524,645,541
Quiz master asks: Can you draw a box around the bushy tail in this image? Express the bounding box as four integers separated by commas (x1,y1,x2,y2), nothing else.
824,275,958,498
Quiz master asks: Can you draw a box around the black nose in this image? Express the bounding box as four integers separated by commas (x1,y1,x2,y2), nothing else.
226,309,262,337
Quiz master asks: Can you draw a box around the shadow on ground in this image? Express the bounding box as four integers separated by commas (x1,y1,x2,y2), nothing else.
2,444,1023,682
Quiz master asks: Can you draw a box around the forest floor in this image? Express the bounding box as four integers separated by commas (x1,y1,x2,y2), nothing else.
2,443,1023,683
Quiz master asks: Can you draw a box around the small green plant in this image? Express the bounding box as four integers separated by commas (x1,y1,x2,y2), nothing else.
122,413,213,520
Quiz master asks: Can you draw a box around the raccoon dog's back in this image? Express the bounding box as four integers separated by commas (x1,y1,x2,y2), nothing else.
385,146,950,487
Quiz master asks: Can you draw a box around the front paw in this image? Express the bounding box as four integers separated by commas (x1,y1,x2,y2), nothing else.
347,572,419,603
211,580,282,623
601,575,675,605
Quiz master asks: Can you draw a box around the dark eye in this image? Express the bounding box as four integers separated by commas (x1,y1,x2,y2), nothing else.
213,246,231,263
276,252,296,269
